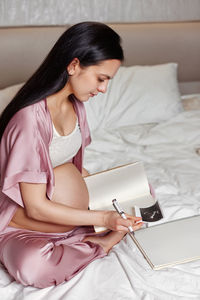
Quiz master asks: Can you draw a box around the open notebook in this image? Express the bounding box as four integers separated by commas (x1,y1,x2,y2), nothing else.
84,162,163,231
130,215,200,270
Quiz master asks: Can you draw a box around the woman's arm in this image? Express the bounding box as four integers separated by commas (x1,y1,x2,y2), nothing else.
19,182,141,232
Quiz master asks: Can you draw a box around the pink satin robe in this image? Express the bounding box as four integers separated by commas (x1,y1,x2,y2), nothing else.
0,97,106,288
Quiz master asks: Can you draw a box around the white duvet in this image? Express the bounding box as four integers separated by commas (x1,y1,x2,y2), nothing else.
1,109,200,300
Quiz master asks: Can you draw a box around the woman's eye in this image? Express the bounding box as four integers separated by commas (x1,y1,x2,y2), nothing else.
98,78,105,83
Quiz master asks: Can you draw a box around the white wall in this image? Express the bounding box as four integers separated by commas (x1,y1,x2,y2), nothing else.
0,0,200,26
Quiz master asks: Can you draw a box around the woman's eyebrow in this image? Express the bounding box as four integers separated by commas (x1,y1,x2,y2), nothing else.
99,73,112,79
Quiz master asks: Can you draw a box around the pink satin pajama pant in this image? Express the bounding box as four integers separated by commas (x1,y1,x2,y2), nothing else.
0,226,106,288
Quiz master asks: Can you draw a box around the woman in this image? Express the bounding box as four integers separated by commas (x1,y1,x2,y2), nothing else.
0,22,142,288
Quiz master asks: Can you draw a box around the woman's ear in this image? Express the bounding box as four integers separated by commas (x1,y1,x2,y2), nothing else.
67,58,80,76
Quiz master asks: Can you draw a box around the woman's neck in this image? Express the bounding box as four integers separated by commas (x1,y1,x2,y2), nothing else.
46,84,72,112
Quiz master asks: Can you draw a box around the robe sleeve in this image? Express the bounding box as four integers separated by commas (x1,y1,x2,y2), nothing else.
0,107,49,207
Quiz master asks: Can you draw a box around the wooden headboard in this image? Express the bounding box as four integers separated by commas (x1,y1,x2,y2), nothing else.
0,22,200,94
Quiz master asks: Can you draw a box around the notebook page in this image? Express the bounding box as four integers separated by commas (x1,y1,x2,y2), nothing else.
133,215,200,269
85,162,152,211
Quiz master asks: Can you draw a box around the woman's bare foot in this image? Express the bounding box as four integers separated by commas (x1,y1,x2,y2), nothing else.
83,231,126,253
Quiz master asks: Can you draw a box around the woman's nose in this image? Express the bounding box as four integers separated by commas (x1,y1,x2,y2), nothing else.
97,81,108,94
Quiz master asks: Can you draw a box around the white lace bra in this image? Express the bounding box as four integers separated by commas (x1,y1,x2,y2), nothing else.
49,120,82,168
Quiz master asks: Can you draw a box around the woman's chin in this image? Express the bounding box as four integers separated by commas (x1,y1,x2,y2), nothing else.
78,96,91,102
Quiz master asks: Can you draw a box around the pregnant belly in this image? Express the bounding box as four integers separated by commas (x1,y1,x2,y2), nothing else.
9,163,90,232
51,162,89,210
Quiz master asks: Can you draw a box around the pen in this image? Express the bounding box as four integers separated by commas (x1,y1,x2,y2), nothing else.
112,199,135,235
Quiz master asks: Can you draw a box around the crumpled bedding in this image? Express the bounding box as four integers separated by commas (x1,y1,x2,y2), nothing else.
1,110,200,299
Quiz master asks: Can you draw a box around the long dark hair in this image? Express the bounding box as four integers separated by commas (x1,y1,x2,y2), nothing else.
0,22,124,141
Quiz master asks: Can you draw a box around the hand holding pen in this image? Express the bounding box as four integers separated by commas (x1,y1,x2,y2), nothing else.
112,199,143,234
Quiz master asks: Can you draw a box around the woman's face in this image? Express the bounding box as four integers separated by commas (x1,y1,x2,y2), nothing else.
66,59,121,101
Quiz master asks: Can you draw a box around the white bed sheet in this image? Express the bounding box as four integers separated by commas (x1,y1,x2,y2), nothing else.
1,110,200,299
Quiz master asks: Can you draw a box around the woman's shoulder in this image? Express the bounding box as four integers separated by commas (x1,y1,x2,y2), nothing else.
4,99,50,140
15,99,46,117
1,99,52,147
11,99,47,125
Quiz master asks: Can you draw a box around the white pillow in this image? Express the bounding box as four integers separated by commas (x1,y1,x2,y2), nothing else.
85,63,183,130
0,83,24,114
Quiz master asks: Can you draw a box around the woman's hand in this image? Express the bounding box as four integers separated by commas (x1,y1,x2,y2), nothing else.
103,211,143,232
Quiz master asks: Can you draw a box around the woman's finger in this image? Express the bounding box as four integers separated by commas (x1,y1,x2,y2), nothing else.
133,222,143,231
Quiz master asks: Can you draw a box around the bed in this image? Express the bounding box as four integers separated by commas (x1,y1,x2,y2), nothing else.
0,22,200,299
